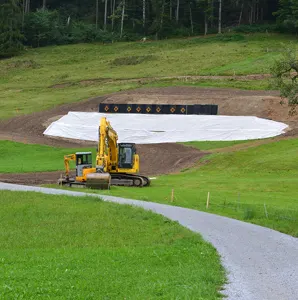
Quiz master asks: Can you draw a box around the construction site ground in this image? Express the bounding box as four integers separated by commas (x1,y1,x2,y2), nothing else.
1,86,298,185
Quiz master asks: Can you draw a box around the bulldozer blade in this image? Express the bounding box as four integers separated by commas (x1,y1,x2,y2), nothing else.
86,173,111,190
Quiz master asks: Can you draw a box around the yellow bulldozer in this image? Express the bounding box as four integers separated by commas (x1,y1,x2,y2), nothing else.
58,116,150,189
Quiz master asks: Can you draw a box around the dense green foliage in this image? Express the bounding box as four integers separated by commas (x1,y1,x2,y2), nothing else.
2,0,298,57
275,0,298,33
0,0,23,57
0,191,225,298
270,44,298,108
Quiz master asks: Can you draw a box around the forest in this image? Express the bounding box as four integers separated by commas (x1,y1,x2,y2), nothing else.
0,0,297,57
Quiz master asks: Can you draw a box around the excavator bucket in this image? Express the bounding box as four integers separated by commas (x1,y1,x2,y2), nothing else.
86,173,111,190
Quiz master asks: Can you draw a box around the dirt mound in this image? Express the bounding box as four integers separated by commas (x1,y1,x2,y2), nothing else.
1,86,297,183
1,86,297,147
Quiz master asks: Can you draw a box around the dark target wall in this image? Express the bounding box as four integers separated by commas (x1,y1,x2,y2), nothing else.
99,104,218,115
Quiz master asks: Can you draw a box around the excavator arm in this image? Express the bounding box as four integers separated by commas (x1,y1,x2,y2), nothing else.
64,154,76,180
96,117,118,172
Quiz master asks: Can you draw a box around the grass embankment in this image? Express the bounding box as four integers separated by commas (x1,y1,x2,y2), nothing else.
98,138,298,236
0,33,295,119
0,140,96,173
1,139,297,236
0,191,224,299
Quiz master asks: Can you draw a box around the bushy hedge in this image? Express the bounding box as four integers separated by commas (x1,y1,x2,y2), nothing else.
233,24,278,33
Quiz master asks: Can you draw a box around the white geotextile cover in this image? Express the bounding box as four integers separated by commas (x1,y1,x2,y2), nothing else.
43,112,288,143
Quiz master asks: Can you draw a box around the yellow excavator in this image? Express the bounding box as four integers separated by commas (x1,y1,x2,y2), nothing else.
58,117,150,189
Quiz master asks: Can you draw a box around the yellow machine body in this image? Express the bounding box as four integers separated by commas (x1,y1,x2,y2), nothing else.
59,117,149,189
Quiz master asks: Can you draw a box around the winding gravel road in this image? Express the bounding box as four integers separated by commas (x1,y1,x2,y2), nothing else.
1,182,297,300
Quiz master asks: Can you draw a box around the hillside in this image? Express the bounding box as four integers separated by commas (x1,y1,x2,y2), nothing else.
1,33,297,236
0,33,294,120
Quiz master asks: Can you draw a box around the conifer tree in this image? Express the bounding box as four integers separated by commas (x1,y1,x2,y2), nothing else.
0,0,23,58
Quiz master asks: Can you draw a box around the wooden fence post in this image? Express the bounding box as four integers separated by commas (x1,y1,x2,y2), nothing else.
171,189,174,202
206,192,210,209
264,203,268,219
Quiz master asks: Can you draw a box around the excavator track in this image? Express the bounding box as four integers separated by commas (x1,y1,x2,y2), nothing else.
110,173,150,187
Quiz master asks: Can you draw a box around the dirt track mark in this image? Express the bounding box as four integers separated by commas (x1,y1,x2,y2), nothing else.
50,74,271,89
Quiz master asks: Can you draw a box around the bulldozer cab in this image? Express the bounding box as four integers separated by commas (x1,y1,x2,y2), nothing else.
118,143,136,169
76,152,92,177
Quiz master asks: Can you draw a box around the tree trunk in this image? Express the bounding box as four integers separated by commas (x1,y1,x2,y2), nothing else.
170,0,172,20
42,0,46,10
22,0,25,25
160,0,165,28
96,0,99,30
143,0,145,28
104,0,108,31
120,0,125,38
238,1,243,25
211,0,214,28
204,13,208,35
176,0,179,22
218,0,222,34
25,0,30,14
189,3,193,34
112,0,116,30
249,4,253,25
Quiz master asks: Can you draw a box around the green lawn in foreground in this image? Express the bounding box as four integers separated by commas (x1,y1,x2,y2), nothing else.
0,33,295,119
0,191,224,299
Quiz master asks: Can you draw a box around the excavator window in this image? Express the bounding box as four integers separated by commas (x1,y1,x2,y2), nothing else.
118,144,135,169
76,153,92,166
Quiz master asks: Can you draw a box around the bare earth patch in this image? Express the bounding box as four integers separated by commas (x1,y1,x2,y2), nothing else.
1,86,297,184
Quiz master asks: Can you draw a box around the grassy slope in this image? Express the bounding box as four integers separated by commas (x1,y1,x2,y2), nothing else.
0,191,225,299
1,33,295,119
0,140,96,173
69,138,298,237
0,140,255,173
1,139,297,236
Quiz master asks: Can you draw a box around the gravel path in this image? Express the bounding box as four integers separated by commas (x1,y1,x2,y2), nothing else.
1,182,297,300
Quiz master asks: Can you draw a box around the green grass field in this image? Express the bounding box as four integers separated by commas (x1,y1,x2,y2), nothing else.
0,191,225,299
0,140,96,173
0,33,296,119
1,139,297,236
94,138,298,236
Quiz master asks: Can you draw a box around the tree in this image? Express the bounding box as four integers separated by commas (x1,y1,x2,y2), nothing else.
275,0,298,33
0,0,23,58
271,44,298,112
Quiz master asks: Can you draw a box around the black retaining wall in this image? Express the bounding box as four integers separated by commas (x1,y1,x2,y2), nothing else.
99,103,218,115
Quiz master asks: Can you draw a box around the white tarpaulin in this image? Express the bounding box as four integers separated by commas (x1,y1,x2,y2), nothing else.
43,112,288,143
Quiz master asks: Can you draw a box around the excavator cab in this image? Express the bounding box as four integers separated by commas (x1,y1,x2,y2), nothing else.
75,152,92,177
118,143,136,169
